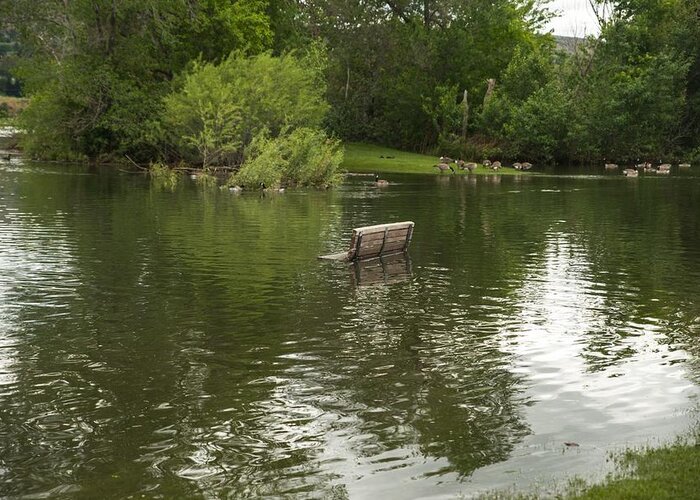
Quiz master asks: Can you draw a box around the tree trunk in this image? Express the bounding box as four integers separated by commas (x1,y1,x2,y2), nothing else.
345,64,350,100
483,78,496,107
461,90,469,140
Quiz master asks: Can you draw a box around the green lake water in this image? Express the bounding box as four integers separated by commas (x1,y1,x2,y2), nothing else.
1,160,699,498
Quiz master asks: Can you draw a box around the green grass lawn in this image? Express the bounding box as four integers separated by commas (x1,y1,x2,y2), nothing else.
569,439,700,499
341,142,530,176
480,436,700,499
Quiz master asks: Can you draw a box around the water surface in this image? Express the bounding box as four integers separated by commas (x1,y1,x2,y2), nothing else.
1,161,699,498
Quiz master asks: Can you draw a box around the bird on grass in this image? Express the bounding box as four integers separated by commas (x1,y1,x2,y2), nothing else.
434,163,455,174
657,163,672,174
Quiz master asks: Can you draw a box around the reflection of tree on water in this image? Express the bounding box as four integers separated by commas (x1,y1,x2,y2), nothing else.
314,277,532,478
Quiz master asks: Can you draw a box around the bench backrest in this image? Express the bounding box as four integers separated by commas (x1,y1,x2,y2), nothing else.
346,221,414,261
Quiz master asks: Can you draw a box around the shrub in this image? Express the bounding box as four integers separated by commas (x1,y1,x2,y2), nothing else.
163,48,330,167
230,128,343,188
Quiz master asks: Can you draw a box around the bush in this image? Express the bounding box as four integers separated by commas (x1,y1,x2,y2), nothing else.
230,128,344,188
163,49,330,167
149,161,181,191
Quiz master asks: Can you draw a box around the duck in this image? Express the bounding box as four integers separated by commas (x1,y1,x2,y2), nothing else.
374,174,389,186
623,168,638,177
259,182,285,192
434,163,455,174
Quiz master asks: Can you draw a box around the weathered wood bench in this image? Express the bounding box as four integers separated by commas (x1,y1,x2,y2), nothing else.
318,221,415,262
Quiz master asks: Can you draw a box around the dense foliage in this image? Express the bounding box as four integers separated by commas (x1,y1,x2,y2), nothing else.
163,50,329,167
0,0,698,166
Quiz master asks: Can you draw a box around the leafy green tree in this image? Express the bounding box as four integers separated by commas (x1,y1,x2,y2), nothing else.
2,0,280,161
163,49,329,167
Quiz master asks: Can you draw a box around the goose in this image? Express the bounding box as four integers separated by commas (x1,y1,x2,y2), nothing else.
679,163,691,169
439,156,454,164
483,159,492,167
434,163,455,174
229,185,243,193
374,174,389,186
490,161,501,170
521,162,533,170
513,162,522,170
657,163,671,172
463,162,477,172
623,168,638,177
604,163,619,170
259,182,285,193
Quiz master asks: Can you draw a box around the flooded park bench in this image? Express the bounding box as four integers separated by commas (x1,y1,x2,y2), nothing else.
318,221,415,262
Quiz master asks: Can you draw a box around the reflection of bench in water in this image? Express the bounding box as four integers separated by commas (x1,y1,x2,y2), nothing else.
318,221,415,262
351,252,412,287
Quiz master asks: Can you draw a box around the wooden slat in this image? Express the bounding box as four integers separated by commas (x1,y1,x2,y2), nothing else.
358,229,410,242
354,222,414,234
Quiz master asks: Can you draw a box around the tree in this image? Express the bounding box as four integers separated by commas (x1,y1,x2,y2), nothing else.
163,50,329,167
2,0,279,160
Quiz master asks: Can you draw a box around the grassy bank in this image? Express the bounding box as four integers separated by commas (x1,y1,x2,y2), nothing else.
342,142,531,175
570,437,700,499
482,434,700,499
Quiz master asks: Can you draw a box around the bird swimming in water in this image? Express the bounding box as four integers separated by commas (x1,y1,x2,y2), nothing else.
374,174,389,186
